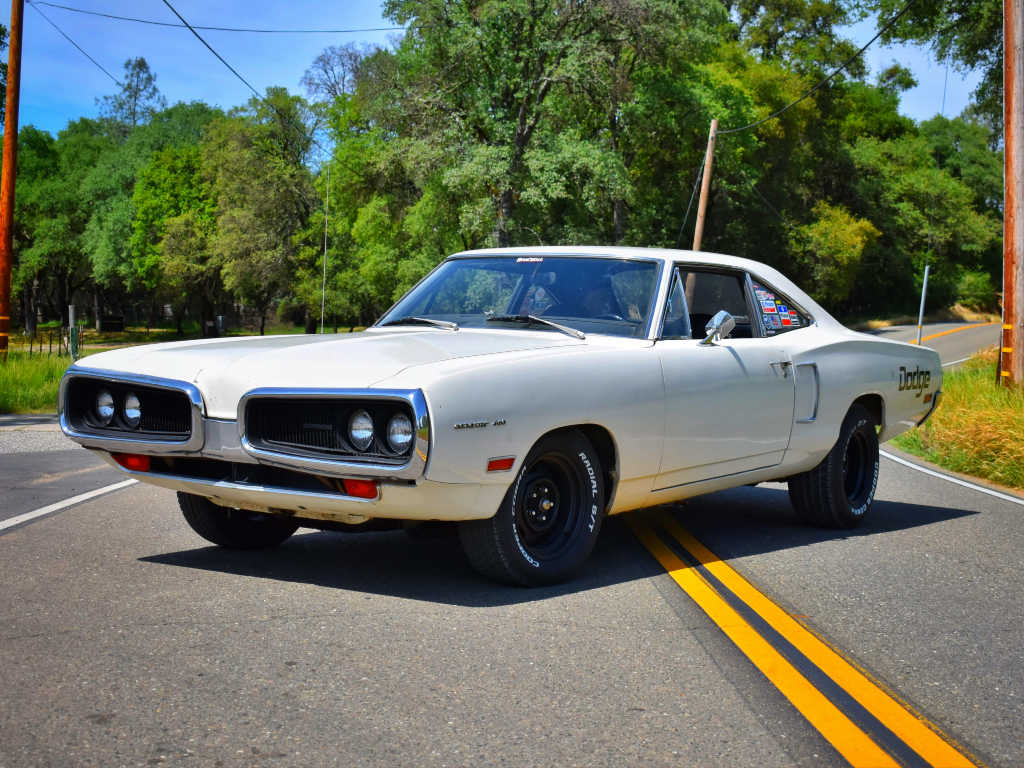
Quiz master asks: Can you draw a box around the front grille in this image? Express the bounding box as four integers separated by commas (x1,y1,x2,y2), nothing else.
65,377,192,439
245,398,414,463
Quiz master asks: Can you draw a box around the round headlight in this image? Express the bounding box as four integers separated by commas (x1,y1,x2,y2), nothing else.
124,392,142,429
387,413,414,453
348,409,374,451
95,390,114,425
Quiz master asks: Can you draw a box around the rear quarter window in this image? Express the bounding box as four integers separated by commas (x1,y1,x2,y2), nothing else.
750,278,811,336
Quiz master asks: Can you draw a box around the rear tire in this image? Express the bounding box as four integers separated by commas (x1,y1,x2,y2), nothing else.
458,430,605,586
788,404,879,528
178,492,299,549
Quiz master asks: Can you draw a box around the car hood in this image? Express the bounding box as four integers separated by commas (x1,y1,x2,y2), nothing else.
77,328,584,418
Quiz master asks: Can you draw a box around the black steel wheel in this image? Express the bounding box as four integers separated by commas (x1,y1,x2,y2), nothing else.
178,492,299,549
459,430,605,586
788,404,879,528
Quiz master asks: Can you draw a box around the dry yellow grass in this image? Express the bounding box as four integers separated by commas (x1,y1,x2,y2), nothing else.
894,348,1024,489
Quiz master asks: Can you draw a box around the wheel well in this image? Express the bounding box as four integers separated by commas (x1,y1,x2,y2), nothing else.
540,424,618,510
853,393,884,429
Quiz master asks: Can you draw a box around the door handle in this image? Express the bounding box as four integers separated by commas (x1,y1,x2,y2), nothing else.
770,360,793,377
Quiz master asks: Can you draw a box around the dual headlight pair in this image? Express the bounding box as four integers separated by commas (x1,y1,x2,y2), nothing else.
349,408,414,454
95,389,142,429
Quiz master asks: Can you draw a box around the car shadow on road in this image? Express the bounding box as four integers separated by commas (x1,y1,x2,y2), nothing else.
664,484,980,560
140,515,665,607
141,485,976,606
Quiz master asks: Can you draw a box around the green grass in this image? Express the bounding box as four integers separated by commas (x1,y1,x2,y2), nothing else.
893,348,1024,490
0,326,365,414
0,351,74,414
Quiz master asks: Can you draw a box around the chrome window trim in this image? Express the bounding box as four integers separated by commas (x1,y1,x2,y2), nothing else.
58,367,205,454
238,388,430,480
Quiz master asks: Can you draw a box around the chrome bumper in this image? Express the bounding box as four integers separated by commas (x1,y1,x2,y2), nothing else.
95,451,505,523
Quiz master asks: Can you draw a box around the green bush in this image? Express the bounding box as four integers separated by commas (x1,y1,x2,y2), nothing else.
956,269,999,312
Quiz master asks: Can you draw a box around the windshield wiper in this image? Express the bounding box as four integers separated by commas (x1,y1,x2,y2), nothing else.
379,316,459,331
485,314,585,340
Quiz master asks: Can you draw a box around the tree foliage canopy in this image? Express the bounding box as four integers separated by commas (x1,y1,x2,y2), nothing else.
6,1,1004,334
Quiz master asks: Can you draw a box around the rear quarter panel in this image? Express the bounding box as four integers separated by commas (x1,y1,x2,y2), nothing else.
781,326,941,473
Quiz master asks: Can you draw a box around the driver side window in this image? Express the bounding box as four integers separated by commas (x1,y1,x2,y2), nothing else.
675,268,754,339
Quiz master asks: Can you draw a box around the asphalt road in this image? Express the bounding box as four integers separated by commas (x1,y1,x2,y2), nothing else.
868,321,1001,367
0,321,1018,767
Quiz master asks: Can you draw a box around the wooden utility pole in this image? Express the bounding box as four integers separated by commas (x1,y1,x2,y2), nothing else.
0,0,25,362
692,119,717,252
1003,0,1024,385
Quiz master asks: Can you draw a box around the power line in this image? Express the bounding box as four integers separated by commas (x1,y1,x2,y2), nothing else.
159,0,327,157
717,0,919,136
159,0,260,99
675,156,706,248
27,0,120,84
33,1,405,35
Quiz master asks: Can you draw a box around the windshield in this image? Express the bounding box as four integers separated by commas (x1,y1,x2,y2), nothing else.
378,256,660,338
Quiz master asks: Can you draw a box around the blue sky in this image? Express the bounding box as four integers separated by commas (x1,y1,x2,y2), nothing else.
2,1,983,138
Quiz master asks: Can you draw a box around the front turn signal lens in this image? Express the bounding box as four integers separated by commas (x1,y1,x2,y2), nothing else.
342,478,379,499
112,453,150,472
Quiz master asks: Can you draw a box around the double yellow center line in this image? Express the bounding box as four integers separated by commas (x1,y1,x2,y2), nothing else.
628,511,979,768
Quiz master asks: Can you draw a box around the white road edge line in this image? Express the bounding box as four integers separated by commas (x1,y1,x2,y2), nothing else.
941,356,973,367
880,450,1024,507
0,479,138,533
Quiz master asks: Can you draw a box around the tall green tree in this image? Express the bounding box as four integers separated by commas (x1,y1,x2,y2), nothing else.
13,120,114,325
83,101,221,325
98,58,168,138
375,0,723,247
202,88,316,333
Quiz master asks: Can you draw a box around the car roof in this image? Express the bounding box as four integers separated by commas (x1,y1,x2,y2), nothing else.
450,246,844,331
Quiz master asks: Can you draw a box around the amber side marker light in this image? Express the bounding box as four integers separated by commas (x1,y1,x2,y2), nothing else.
923,392,933,404
112,453,151,472
342,478,379,499
487,457,516,472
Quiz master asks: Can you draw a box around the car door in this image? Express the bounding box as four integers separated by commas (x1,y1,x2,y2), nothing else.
654,267,795,490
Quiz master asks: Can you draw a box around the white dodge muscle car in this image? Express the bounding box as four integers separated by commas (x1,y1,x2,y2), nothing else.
59,247,942,585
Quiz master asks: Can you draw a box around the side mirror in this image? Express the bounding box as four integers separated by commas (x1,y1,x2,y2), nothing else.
700,310,736,346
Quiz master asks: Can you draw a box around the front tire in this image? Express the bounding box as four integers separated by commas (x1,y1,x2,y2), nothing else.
458,430,605,586
788,404,879,528
178,492,299,549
